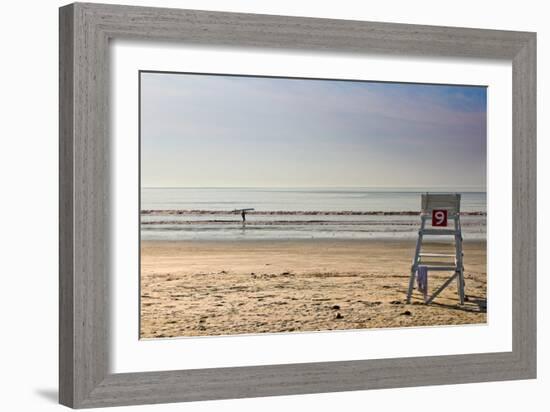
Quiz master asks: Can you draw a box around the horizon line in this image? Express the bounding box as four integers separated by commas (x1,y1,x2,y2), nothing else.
141,185,487,191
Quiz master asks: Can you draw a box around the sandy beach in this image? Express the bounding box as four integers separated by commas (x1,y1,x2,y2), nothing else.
140,239,486,338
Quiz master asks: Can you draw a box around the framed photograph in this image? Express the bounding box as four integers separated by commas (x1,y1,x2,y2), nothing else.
59,2,536,408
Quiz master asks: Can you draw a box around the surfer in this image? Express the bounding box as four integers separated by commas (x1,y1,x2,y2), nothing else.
232,208,254,225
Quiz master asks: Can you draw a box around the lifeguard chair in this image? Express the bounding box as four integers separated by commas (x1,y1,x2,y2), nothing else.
406,193,465,305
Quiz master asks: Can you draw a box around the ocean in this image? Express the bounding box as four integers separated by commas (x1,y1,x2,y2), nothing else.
140,187,486,241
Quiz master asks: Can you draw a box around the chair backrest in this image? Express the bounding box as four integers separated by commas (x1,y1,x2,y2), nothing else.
421,193,461,215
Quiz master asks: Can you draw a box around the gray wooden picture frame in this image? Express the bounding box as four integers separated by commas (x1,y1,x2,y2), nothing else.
59,2,536,409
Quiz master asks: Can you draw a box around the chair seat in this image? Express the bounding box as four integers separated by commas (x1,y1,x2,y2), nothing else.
420,229,457,235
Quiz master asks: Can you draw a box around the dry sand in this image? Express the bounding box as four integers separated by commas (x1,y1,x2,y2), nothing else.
140,239,486,338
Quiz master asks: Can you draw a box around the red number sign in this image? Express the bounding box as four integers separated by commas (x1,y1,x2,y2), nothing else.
432,209,448,227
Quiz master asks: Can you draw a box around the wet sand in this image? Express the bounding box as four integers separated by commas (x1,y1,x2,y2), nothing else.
140,239,486,338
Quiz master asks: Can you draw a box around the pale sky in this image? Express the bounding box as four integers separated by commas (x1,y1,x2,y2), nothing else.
140,72,486,190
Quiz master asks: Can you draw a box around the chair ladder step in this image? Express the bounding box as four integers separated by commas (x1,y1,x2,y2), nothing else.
415,265,458,271
418,253,456,258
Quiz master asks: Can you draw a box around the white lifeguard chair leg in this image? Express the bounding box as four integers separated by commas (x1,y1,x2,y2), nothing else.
406,266,416,304
407,216,426,304
454,216,465,305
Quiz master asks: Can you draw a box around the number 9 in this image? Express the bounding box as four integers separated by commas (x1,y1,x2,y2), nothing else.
434,211,445,225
